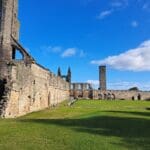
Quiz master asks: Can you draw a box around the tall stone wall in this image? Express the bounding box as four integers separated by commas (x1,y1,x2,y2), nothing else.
3,62,70,118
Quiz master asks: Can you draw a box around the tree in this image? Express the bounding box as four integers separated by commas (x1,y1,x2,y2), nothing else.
128,87,139,91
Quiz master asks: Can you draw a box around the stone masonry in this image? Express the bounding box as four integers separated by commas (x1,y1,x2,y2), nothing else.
0,0,70,118
71,65,150,101
0,0,150,118
99,66,106,91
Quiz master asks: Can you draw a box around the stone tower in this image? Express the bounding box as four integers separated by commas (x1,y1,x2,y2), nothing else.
66,67,71,83
57,67,62,77
99,66,106,91
0,0,20,78
0,0,33,79
0,0,34,117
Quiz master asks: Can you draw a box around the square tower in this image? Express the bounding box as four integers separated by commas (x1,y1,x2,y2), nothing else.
99,66,107,91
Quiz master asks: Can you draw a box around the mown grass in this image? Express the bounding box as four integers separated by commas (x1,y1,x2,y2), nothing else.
0,100,150,150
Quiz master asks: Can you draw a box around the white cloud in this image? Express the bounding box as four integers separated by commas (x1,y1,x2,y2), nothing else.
97,0,129,20
131,21,138,27
91,40,150,71
143,3,150,11
50,46,62,53
110,0,128,8
97,10,113,19
41,46,62,53
41,46,86,58
40,46,62,55
61,48,77,58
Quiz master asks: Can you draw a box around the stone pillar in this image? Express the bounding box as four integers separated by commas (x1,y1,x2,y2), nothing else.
99,66,107,91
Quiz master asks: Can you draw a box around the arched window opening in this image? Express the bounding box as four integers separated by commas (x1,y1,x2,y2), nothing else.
78,84,82,90
12,48,24,60
132,96,135,100
86,84,89,90
71,84,73,90
138,94,141,100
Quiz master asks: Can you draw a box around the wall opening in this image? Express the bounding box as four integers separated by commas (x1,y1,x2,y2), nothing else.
138,94,141,100
78,84,82,90
71,84,73,90
86,84,89,90
0,79,6,101
12,48,24,60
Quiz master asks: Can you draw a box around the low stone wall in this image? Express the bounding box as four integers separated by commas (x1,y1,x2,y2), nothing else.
93,90,150,100
71,89,150,100
4,62,70,118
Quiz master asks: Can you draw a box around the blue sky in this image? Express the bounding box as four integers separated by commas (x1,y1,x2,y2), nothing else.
18,0,150,90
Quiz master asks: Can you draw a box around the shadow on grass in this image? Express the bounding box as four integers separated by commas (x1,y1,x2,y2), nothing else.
104,110,150,117
20,111,150,149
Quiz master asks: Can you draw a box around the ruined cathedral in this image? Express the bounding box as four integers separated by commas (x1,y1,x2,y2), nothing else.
0,0,150,118
0,0,70,118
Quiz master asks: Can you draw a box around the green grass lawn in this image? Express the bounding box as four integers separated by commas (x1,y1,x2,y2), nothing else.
0,100,150,150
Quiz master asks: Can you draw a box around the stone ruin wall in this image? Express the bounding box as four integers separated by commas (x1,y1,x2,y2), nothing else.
3,62,70,118
71,89,150,100
92,90,150,100
0,0,70,118
71,83,150,100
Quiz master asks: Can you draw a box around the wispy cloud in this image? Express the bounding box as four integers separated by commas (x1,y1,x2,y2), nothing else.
61,48,86,58
97,0,129,20
131,21,138,27
91,40,150,71
110,0,128,8
97,10,113,19
41,46,62,54
41,45,86,58
143,2,150,11
61,48,77,58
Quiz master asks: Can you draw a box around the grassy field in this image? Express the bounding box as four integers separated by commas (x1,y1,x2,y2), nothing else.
0,100,150,150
